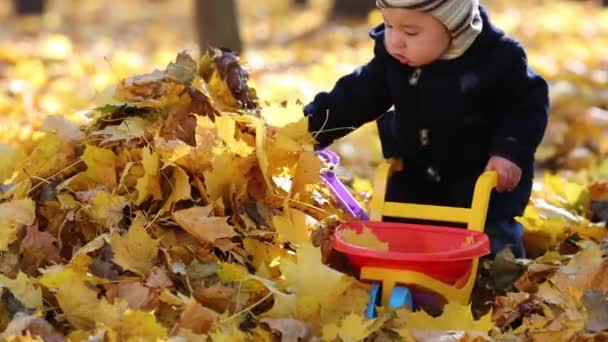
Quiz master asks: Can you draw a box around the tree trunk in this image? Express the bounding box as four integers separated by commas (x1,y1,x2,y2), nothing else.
330,0,375,18
194,0,243,54
13,0,47,15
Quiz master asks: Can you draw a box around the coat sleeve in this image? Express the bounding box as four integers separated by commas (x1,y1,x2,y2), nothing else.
489,43,549,169
303,41,393,149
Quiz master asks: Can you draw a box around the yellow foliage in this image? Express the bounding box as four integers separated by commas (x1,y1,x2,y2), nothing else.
272,208,311,245
108,212,159,276
134,147,162,205
172,205,238,244
55,280,127,330
39,254,98,289
215,115,254,157
0,272,42,309
16,133,74,182
0,198,36,251
116,310,168,341
204,152,254,202
342,225,389,251
62,145,117,190
0,143,24,183
322,313,374,342
85,191,128,228
404,303,493,333
159,166,191,214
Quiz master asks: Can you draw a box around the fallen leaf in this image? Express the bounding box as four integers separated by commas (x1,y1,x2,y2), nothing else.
193,282,235,314
55,280,127,330
272,208,311,245
173,205,237,244
342,225,389,251
322,312,374,342
260,317,313,342
84,190,127,228
176,298,219,334
290,151,321,198
405,303,493,333
582,290,608,332
0,272,42,309
91,117,148,144
145,267,173,288
117,281,153,310
134,147,162,205
215,115,254,157
21,224,61,269
0,198,36,251
116,310,168,341
108,212,159,276
159,166,191,214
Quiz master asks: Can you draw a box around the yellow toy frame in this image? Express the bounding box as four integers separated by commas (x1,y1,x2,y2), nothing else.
363,158,498,306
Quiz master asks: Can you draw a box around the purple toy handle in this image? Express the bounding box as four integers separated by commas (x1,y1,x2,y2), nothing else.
317,149,369,220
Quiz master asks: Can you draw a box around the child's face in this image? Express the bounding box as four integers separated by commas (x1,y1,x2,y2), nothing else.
382,8,452,67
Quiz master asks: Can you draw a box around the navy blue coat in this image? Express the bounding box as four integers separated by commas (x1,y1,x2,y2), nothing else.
303,6,549,221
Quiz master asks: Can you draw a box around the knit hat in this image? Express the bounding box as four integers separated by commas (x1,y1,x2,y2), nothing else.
376,0,483,60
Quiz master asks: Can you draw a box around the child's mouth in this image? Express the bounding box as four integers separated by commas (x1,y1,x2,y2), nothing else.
395,54,409,64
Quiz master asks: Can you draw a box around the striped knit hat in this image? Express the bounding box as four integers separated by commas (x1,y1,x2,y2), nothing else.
376,0,483,59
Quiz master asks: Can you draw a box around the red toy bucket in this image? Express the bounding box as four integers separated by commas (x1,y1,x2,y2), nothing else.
333,221,490,284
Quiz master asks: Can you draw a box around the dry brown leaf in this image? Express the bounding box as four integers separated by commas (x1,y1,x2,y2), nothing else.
176,298,219,334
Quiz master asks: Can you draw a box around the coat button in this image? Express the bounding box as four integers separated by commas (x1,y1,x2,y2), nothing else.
420,129,430,146
427,167,441,182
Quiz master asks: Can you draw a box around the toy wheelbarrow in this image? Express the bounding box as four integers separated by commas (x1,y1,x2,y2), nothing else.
317,150,497,318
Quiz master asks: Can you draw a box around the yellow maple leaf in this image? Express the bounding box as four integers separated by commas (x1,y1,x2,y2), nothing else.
56,193,79,209
255,120,274,190
208,326,248,342
318,279,372,328
206,68,239,111
16,132,74,182
134,147,162,205
322,312,374,342
0,143,24,183
108,212,159,276
272,208,311,245
62,145,117,190
291,151,322,198
0,198,36,251
173,205,237,244
260,102,303,127
116,310,168,341
243,238,291,278
85,190,127,228
204,152,254,202
542,173,589,211
280,243,344,297
342,225,389,251
403,303,493,333
551,244,603,298
56,280,127,330
39,254,99,289
265,243,368,329
159,166,191,214
216,262,269,293
0,272,42,309
274,117,316,153
90,117,148,144
215,115,254,157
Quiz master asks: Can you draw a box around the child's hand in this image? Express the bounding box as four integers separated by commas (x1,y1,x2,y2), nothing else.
485,155,522,192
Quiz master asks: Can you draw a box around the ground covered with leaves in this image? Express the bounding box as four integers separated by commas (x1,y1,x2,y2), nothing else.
1,1,608,341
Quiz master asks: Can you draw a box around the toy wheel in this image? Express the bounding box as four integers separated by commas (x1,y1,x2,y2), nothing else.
365,283,414,319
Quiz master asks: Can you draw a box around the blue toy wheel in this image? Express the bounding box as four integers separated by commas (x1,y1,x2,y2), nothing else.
365,283,414,319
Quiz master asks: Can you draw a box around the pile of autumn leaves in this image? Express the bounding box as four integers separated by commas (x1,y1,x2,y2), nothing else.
1,50,608,342
0,50,371,341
